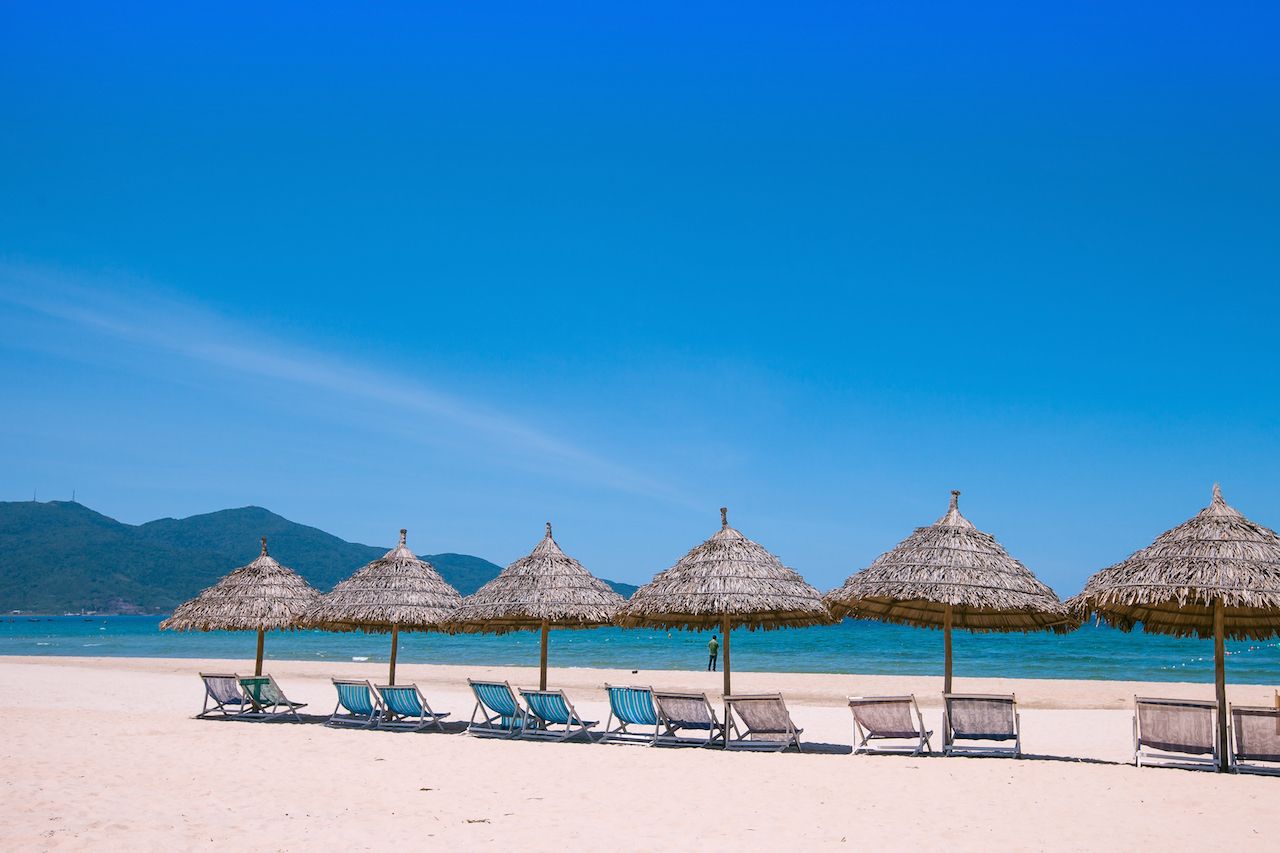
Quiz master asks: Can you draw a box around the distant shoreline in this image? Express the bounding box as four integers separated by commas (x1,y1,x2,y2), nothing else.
6,614,1279,685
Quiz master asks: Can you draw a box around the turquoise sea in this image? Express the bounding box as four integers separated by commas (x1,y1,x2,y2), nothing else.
4,616,1280,683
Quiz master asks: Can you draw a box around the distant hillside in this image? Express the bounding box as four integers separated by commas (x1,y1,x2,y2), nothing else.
0,501,636,613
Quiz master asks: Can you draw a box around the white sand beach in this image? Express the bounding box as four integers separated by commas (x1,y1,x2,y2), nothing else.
2,656,1277,851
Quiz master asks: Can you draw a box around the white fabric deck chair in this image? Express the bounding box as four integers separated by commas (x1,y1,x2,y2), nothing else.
943,693,1020,757
237,675,308,722
197,672,250,718
724,693,803,752
327,679,384,728
1230,704,1280,774
518,688,599,742
376,683,450,733
1133,697,1218,769
467,679,528,738
653,691,725,747
600,685,660,745
848,695,932,755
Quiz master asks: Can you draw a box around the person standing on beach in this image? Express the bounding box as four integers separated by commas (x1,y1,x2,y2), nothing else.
707,634,719,671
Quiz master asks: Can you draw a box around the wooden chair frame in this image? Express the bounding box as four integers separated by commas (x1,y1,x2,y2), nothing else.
653,691,726,747
848,695,933,756
724,693,804,753
466,679,527,738
600,684,661,745
197,672,250,719
942,693,1021,757
517,688,598,743
1133,696,1219,771
327,678,384,729
376,683,450,733
236,674,307,722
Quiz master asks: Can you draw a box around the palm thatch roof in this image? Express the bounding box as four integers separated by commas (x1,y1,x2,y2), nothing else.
616,507,831,631
1069,484,1280,640
160,537,320,632
824,491,1074,633
447,523,624,633
298,529,462,633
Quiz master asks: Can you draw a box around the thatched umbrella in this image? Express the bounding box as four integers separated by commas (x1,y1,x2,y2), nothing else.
616,507,831,699
299,529,462,685
1070,484,1280,771
446,522,624,690
160,537,320,676
825,490,1075,695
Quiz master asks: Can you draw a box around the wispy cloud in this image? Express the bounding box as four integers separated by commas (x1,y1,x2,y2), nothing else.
0,261,689,504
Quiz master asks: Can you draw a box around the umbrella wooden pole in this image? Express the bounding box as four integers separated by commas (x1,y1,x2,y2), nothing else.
943,604,953,749
943,604,953,694
539,620,549,691
722,616,731,698
254,628,265,677
389,624,400,686
1214,599,1228,772
722,616,732,746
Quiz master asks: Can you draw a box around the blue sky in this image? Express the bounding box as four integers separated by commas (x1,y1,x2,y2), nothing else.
2,2,1278,594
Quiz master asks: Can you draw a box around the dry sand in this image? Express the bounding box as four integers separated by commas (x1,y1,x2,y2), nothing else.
2,656,1277,851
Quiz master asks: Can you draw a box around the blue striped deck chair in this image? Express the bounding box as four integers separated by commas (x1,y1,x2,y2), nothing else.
197,672,250,718
237,675,308,722
327,679,383,728
653,690,726,747
376,683,450,733
600,684,660,745
467,679,527,738
518,688,598,742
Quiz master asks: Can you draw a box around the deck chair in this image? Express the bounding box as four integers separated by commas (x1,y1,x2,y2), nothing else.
376,683,450,733
600,685,660,745
848,695,932,755
653,691,725,747
467,679,527,738
1133,697,1218,770
327,679,383,728
197,672,250,718
1230,705,1280,774
237,675,308,722
518,688,599,742
724,694,803,752
943,693,1020,757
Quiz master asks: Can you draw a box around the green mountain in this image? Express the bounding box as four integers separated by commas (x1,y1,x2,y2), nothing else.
0,500,636,613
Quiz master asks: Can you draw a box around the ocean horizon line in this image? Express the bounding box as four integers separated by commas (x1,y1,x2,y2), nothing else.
6,615,1278,685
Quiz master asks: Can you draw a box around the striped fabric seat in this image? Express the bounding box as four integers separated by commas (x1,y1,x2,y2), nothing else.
375,683,450,733
848,695,932,755
525,690,573,724
725,693,804,752
467,680,528,738
328,679,382,728
518,688,598,742
477,682,520,716
381,685,423,718
338,682,376,714
237,675,307,722
1133,696,1216,769
1231,704,1280,774
944,693,1021,757
654,691,725,746
600,685,660,745
197,672,249,718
